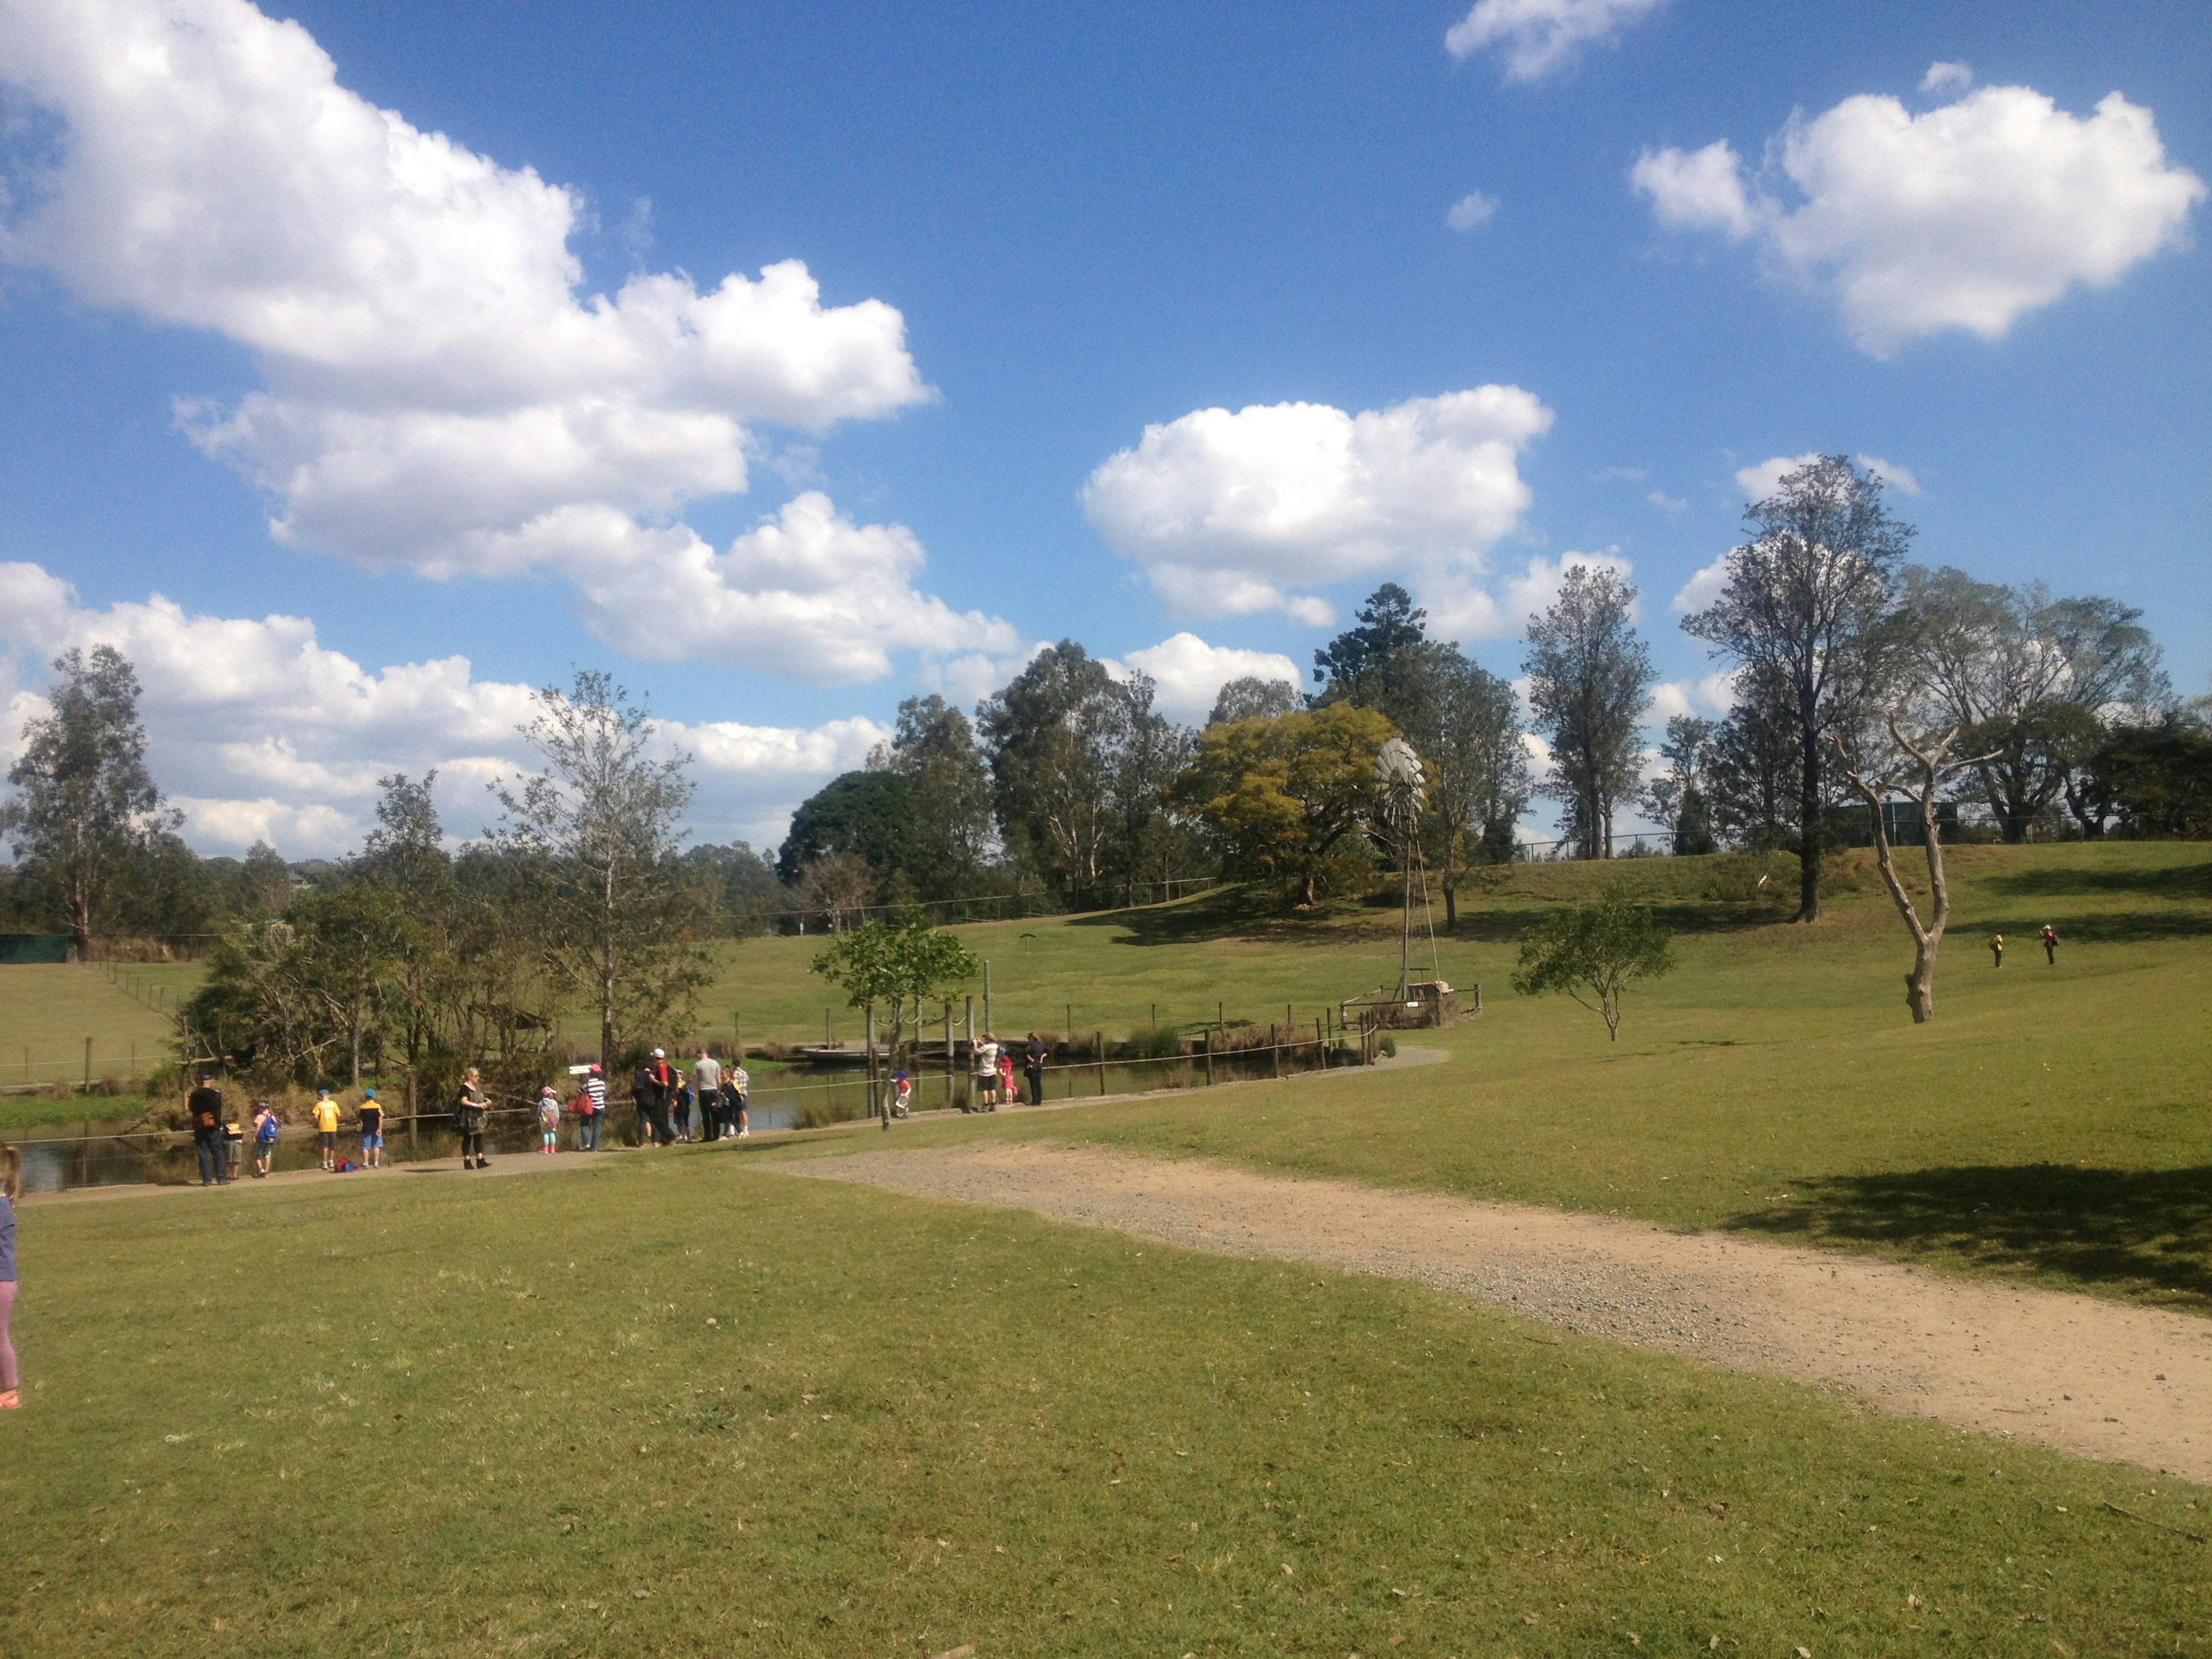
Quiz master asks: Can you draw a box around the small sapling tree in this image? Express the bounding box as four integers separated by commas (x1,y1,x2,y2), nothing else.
813,912,980,1123
1510,886,1675,1041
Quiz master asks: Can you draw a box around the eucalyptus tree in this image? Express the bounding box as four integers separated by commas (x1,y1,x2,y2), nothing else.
873,694,995,899
493,672,707,1070
1524,567,1655,859
1642,714,1718,856
1,645,178,946
1684,456,1910,919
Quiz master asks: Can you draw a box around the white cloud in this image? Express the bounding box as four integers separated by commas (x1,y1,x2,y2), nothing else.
1920,61,1973,95
1112,634,1303,725
0,0,994,676
1082,388,1553,624
1669,551,1733,613
1647,668,1739,720
1633,82,2206,354
1646,490,1688,513
1422,548,1634,642
1446,191,1501,232
1733,452,1823,502
1857,453,1921,495
1445,0,1668,81
0,562,883,857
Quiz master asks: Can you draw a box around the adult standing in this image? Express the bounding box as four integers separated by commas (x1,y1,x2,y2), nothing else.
724,1060,750,1139
974,1032,1001,1112
456,1066,491,1170
693,1048,722,1143
2041,924,2059,966
187,1073,229,1186
642,1049,676,1146
358,1088,384,1169
1024,1033,1047,1107
0,1143,19,1410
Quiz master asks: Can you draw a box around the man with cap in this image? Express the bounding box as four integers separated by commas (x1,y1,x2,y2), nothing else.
187,1071,229,1186
635,1048,676,1146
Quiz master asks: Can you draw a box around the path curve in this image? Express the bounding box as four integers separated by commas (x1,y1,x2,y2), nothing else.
783,1141,2212,1483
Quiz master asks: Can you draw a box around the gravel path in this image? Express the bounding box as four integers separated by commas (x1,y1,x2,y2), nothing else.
784,1139,2212,1483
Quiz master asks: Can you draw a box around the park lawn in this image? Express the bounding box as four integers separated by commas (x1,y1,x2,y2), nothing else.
2,1152,2204,1658
749,843,2212,1311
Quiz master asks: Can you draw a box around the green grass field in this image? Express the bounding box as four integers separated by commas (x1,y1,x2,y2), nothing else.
3,1153,2204,1657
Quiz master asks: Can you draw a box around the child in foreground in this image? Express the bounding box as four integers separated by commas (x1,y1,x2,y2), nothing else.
537,1085,562,1154
251,1101,279,1177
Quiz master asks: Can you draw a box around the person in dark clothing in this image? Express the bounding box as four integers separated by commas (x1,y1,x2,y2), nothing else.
455,1066,491,1169
1024,1035,1047,1107
2041,924,2059,965
187,1074,229,1185
641,1049,676,1146
631,1063,657,1147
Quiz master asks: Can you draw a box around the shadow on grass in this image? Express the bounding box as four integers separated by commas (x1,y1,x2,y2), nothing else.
1071,885,1391,948
1984,861,2212,900
1964,910,2212,944
1726,1163,2212,1308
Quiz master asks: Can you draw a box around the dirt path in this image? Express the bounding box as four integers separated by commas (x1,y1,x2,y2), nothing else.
785,1141,2212,1484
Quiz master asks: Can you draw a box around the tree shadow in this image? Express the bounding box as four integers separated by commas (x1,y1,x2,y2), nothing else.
1984,861,2212,900
1725,1164,2212,1308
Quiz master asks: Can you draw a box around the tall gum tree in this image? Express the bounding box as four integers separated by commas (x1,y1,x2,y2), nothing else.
1684,456,1908,921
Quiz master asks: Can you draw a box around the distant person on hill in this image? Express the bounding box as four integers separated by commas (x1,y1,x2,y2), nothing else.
1989,932,2005,968
536,1084,562,1154
724,1062,749,1139
251,1100,279,1177
313,1088,341,1171
456,1066,491,1170
693,1049,722,1142
357,1089,384,1169
0,1143,20,1409
1024,1034,1047,1106
187,1073,229,1187
2041,924,2059,966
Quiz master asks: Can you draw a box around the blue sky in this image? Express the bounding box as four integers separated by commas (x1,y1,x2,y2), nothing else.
1,0,2205,855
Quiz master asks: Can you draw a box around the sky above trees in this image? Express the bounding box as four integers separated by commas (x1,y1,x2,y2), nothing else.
0,0,2203,858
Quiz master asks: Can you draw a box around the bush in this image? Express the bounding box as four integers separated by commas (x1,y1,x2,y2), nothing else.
1125,1024,1184,1060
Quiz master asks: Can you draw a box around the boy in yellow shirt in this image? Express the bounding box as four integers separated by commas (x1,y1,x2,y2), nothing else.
313,1088,342,1171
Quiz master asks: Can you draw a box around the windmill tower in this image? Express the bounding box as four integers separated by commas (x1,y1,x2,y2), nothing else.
1373,737,1427,1000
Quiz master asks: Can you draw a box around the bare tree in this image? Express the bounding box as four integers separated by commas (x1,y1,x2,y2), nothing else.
1684,455,1909,919
1524,567,1654,858
1834,714,1999,1024
493,672,705,1070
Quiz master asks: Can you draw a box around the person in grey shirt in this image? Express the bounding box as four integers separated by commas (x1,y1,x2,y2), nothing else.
692,1048,722,1141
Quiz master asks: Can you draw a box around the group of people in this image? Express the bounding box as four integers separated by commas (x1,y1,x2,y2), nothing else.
965,1033,1051,1111
623,1048,752,1149
1988,925,2061,968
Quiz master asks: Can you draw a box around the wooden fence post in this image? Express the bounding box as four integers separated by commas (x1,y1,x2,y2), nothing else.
1096,1033,1104,1097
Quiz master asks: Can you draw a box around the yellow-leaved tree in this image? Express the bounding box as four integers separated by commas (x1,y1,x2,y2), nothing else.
1174,703,1395,906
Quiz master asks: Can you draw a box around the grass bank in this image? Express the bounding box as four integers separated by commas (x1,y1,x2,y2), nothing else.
2,1152,2203,1656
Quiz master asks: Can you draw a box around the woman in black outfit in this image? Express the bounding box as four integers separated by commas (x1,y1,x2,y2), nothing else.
455,1066,491,1169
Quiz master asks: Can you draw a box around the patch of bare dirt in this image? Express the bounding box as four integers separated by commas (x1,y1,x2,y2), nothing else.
785,1141,2212,1483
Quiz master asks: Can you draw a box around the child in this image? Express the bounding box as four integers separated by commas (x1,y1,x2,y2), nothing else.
998,1049,1017,1105
251,1100,280,1178
0,1142,18,1410
725,1063,750,1139
313,1087,342,1171
357,1088,384,1169
2041,924,2059,965
891,1068,912,1119
1990,931,2005,968
537,1084,562,1154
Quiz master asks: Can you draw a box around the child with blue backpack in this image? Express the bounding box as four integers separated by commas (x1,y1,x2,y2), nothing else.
251,1100,279,1178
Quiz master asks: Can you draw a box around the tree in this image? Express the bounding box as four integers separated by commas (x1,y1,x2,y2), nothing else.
1312,584,1429,709
1409,652,1528,927
2086,703,2212,838
681,841,785,934
978,641,1127,907
1174,703,1394,906
1898,567,2171,841
287,882,410,1085
796,850,878,931
1642,715,1718,856
1207,676,1302,726
812,912,980,1104
1,645,177,946
1524,567,1656,859
1510,885,1675,1041
1703,666,1804,852
493,672,707,1071
1834,713,1998,1024
1684,455,1910,919
871,695,994,900
357,771,456,1093
777,770,915,890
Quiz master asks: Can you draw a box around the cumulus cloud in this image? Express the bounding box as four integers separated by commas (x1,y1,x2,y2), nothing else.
1669,551,1733,614
1857,453,1921,495
0,0,996,676
1647,668,1739,721
1445,0,1668,81
0,562,884,857
1920,61,1973,96
1082,388,1554,625
1446,191,1501,232
1632,82,2205,353
1731,451,1919,503
1112,634,1303,726
1646,490,1688,513
1422,548,1635,642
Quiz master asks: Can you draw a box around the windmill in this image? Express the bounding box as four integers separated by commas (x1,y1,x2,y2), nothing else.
1373,737,1429,1000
